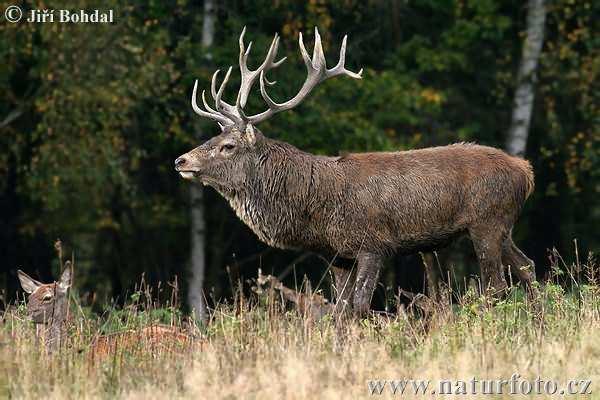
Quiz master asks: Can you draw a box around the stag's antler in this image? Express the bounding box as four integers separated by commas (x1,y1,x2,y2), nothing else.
247,28,363,124
191,27,362,129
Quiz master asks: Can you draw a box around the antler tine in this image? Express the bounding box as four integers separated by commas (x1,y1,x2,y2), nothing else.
327,34,364,79
201,90,219,115
210,68,243,125
209,69,221,103
236,27,287,113
311,27,326,70
258,70,278,109
298,32,312,68
191,80,233,126
190,27,361,129
214,67,231,109
247,27,363,125
249,31,317,120
210,70,236,113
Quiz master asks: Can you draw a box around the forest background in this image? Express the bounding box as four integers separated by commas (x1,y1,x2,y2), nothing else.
1,0,597,318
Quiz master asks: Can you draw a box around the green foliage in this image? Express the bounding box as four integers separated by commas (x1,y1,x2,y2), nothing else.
1,0,598,305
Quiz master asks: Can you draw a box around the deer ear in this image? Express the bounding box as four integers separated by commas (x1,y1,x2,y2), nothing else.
244,124,257,146
17,270,42,294
58,262,72,292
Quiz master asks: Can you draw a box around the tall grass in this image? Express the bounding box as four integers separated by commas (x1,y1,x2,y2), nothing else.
1,252,598,399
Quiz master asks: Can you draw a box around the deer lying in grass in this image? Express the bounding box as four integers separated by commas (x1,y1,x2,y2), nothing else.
253,270,333,320
175,27,536,315
17,264,195,357
17,264,72,352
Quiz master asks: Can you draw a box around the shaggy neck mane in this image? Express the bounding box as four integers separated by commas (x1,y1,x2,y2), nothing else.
221,139,325,250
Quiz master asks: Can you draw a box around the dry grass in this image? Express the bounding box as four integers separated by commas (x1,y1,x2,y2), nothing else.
1,255,599,399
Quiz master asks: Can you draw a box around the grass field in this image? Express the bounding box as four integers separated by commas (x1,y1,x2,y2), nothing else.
1,253,599,399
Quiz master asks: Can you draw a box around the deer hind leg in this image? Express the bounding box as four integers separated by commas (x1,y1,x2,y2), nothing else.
502,234,536,289
353,253,383,316
469,224,509,296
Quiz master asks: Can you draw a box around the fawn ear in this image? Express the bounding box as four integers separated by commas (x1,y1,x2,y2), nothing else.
17,270,42,294
58,262,72,292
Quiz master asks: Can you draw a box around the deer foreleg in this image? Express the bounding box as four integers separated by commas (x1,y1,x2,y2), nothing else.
352,253,382,316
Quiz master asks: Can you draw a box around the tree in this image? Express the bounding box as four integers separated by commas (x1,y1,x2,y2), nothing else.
506,0,547,157
187,0,216,324
2,0,597,308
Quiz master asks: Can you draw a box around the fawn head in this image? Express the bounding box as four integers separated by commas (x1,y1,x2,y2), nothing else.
17,263,72,324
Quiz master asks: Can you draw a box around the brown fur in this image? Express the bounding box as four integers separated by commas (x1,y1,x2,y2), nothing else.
176,28,536,315
254,272,333,320
17,267,197,357
89,325,195,363
18,266,72,352
177,128,536,315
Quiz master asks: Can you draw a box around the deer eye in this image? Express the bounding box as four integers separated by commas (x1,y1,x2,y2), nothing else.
220,143,235,153
42,293,53,301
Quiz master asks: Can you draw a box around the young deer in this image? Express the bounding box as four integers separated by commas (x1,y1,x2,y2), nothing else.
17,264,195,358
175,27,536,315
18,264,72,353
254,271,333,320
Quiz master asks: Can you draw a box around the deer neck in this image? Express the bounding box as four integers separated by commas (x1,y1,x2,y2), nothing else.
38,294,68,353
224,145,318,249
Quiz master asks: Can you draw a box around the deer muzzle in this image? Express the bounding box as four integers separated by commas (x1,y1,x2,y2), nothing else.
174,154,201,180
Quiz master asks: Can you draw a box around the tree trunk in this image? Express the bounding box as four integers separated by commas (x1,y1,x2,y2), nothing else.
506,0,546,157
187,0,216,324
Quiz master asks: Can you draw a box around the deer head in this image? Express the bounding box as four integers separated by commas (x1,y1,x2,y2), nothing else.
174,27,362,191
17,263,72,325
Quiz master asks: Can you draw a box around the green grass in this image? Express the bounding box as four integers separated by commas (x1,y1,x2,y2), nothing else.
1,256,599,399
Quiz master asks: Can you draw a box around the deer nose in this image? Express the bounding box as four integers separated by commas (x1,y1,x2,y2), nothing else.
174,156,187,169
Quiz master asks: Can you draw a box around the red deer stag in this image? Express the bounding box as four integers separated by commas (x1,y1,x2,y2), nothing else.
175,27,536,315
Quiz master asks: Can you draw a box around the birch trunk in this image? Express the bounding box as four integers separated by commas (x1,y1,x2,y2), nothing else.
188,0,216,324
506,0,546,157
